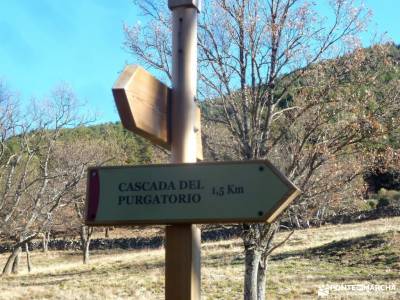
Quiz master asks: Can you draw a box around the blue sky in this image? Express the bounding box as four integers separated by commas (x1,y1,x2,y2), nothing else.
0,0,399,124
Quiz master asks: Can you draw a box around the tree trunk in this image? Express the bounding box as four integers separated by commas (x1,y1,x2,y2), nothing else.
25,243,32,272
12,246,21,274
294,214,301,228
80,225,93,264
318,206,326,227
288,211,294,228
83,239,90,264
42,232,50,252
305,219,310,228
244,247,261,300
257,254,269,300
3,247,21,275
2,233,38,275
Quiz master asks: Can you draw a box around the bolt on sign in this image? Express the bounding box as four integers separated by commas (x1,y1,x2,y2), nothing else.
85,160,300,225
112,65,203,160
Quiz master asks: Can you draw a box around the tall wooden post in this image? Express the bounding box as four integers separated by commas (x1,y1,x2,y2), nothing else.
166,1,201,300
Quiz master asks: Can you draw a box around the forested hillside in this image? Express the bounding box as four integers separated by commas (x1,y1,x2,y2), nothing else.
201,43,400,226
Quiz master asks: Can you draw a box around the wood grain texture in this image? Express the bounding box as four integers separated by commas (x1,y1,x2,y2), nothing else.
113,65,170,149
112,65,203,160
165,225,201,300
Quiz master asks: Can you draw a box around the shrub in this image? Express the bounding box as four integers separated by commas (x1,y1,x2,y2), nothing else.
377,197,390,208
367,199,378,210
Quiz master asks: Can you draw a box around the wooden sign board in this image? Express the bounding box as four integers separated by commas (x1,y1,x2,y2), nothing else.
85,160,300,225
112,65,203,160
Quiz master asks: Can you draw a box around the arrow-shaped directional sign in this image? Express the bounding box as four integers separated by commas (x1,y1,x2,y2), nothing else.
85,161,300,225
112,65,203,160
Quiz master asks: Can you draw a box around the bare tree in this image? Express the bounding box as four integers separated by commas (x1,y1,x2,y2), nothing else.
0,85,92,275
58,129,138,264
123,1,399,299
68,138,118,264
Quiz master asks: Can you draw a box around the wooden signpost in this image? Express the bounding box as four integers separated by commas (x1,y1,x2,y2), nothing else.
86,1,300,299
112,65,203,160
112,65,170,148
86,161,299,225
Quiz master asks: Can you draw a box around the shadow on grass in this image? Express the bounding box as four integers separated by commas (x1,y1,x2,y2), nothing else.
271,231,400,269
14,269,100,283
203,231,400,273
7,255,165,289
308,273,400,282
19,278,70,287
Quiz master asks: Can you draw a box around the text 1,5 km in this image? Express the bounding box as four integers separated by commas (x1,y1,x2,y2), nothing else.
211,184,244,197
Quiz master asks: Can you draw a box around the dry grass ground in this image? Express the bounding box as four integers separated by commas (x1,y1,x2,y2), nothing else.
0,217,399,299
